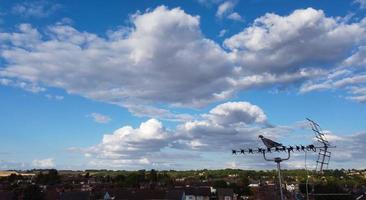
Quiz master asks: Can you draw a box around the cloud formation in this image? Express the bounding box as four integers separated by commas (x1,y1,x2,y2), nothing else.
89,113,111,124
12,1,61,18
78,118,172,168
32,158,55,168
0,6,234,112
1,6,366,122
224,8,365,73
216,1,243,21
73,100,366,169
76,101,293,168
355,0,366,9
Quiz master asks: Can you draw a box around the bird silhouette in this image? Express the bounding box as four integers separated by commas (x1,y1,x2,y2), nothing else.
259,135,282,148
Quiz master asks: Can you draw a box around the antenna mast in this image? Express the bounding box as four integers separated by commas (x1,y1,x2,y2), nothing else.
306,118,335,174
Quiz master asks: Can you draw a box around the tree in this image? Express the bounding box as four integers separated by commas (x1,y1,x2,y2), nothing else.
213,180,228,188
35,169,60,185
149,169,158,182
114,174,126,187
84,172,90,179
8,173,22,183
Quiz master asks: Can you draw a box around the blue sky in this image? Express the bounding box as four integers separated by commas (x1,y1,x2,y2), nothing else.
0,0,366,170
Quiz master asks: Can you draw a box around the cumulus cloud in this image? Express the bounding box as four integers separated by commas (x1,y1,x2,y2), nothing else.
0,6,234,113
12,1,61,18
1,6,366,119
224,8,366,74
216,1,243,21
73,100,366,169
75,101,289,168
216,1,235,17
224,8,366,102
79,118,171,167
227,12,243,22
32,158,55,168
206,101,267,125
89,113,111,124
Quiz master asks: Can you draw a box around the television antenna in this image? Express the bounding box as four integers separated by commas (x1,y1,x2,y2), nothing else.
232,135,317,200
232,118,336,200
306,118,336,174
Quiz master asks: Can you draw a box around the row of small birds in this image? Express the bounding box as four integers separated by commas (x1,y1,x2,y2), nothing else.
232,144,316,155
232,135,316,155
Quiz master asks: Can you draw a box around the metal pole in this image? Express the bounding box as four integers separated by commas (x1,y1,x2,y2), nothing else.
306,176,309,200
263,152,290,200
276,159,284,200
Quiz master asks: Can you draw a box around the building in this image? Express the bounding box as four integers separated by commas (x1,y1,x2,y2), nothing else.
184,187,211,200
216,188,234,200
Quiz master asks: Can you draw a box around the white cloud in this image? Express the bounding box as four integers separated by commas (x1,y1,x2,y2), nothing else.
224,8,366,74
318,131,366,169
216,1,242,21
12,1,61,18
227,12,243,21
218,29,227,37
1,6,366,118
45,94,64,100
206,101,267,125
299,69,366,103
354,0,366,9
232,68,326,91
77,118,172,168
89,113,111,124
222,7,366,102
32,158,55,168
0,6,234,113
0,78,45,93
124,104,193,122
347,95,366,103
0,160,28,170
73,100,366,169
172,101,285,152
343,46,366,67
225,161,238,168
216,1,235,18
75,101,287,168
196,0,223,6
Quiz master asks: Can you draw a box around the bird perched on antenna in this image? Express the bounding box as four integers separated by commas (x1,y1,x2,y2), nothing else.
259,135,283,148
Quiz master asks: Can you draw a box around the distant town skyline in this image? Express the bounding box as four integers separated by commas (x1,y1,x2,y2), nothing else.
0,0,366,170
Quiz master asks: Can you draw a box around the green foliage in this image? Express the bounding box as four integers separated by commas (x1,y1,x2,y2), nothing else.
7,173,22,183
213,180,228,188
35,169,60,185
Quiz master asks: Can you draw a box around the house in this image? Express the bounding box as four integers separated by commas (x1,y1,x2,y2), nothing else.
100,189,167,200
166,189,185,200
184,187,211,200
104,192,112,200
248,183,259,188
216,188,234,200
286,184,296,192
